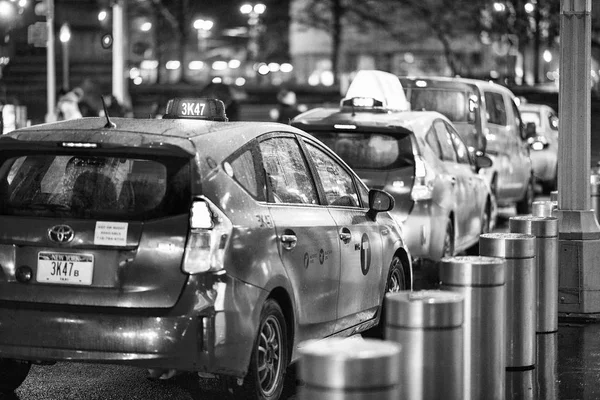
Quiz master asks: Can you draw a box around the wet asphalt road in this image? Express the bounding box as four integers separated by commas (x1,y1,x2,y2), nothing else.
6,198,600,400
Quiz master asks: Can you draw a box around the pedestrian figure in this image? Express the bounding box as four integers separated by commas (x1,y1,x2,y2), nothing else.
270,89,302,124
56,89,83,120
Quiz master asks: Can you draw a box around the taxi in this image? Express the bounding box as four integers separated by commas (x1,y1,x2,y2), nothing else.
519,102,559,193
292,71,494,283
0,98,411,399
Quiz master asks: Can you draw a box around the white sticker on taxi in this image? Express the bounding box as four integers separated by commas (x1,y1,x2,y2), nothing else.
94,221,128,246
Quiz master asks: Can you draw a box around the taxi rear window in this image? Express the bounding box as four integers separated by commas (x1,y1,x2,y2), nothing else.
307,131,414,170
0,153,191,220
406,88,472,123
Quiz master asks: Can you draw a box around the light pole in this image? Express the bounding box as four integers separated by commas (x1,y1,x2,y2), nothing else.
59,23,70,92
193,18,213,53
240,3,265,60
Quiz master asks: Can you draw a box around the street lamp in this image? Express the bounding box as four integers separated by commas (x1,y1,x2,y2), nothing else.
240,3,265,60
59,22,70,92
193,18,213,53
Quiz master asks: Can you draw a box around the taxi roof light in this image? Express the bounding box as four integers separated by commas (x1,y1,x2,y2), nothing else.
163,98,228,121
341,70,411,111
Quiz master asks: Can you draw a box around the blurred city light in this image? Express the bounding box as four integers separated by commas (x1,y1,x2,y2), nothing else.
189,61,204,70
257,64,270,75
98,10,107,22
235,77,246,86
140,22,152,32
0,1,16,19
17,0,25,8
493,2,506,12
129,67,140,79
524,2,535,13
268,62,280,72
280,63,293,73
133,76,143,85
212,77,222,83
59,23,70,43
140,59,158,69
543,49,552,62
228,59,241,69
165,60,180,70
193,18,213,31
212,61,227,71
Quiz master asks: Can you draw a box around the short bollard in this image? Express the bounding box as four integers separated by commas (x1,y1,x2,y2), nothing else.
298,337,401,400
479,232,536,369
532,200,557,217
440,256,506,400
385,290,464,400
509,216,559,333
550,190,558,202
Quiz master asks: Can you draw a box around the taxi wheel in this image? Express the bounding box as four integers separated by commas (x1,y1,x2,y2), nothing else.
0,358,31,393
516,178,534,215
363,256,407,339
234,299,288,400
442,220,455,258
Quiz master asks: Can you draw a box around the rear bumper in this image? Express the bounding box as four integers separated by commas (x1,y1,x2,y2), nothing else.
0,274,265,377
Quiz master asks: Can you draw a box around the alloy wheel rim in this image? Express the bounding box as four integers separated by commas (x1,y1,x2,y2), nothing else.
388,261,403,293
257,315,283,396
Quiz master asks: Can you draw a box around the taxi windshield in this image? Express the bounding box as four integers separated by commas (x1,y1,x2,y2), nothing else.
407,88,471,123
0,153,191,220
307,131,414,170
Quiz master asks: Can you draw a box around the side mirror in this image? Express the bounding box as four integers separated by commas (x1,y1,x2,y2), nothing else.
525,122,537,138
474,152,493,172
367,189,394,219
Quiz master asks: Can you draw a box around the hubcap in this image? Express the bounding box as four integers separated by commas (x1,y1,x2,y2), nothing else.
388,261,404,293
257,315,283,397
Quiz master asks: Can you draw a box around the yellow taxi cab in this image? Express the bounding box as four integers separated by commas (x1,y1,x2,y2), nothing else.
292,71,493,284
0,98,411,399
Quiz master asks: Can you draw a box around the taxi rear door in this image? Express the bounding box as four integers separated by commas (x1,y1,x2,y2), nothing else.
301,139,383,332
258,134,340,340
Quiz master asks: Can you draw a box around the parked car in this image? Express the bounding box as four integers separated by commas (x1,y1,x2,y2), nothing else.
0,98,411,399
519,102,559,193
292,71,494,283
399,76,535,216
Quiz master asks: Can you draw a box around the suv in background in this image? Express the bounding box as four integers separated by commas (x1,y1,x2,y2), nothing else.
400,76,534,215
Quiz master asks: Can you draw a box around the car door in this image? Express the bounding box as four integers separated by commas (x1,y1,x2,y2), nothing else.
300,138,383,333
432,119,473,250
258,133,340,340
447,121,484,246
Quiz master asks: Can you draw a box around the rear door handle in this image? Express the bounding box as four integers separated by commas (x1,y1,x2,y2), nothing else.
280,234,298,250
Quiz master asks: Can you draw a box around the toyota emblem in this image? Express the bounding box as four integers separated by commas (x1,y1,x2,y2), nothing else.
48,225,75,243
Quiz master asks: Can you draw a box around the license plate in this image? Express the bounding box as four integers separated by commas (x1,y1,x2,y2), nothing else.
37,252,94,285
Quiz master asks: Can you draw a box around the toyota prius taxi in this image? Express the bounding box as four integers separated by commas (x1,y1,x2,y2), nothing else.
0,98,411,400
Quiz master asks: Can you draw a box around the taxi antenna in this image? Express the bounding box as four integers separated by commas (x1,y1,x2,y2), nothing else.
100,96,116,129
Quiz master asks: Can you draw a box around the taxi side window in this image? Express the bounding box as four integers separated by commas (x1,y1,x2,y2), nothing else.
484,91,507,126
259,137,319,205
433,120,457,162
425,126,443,159
305,142,359,208
446,122,470,164
228,148,264,200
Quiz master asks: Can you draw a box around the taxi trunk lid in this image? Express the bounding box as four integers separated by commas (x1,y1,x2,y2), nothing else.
0,145,193,308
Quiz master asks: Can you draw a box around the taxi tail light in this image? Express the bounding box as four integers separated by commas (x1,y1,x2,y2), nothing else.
182,198,232,274
410,156,435,201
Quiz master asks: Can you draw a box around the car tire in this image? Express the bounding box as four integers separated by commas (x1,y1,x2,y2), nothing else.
516,178,535,215
0,358,31,393
363,255,408,339
230,299,288,400
442,219,455,258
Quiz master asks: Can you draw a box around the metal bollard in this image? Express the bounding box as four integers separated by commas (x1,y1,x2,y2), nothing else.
479,232,536,369
385,290,464,400
509,216,559,333
532,200,557,217
298,337,401,400
440,256,506,400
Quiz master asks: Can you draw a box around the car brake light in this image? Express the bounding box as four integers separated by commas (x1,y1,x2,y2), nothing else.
182,197,232,274
411,156,435,201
